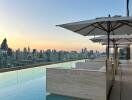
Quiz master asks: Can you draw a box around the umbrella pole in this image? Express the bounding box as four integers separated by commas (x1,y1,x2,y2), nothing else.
107,32,110,59
107,15,111,60
112,30,116,75
107,21,111,60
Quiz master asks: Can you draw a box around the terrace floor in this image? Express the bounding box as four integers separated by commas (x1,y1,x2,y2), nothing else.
109,60,132,100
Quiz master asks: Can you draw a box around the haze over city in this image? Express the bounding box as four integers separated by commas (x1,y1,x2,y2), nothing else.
0,0,131,51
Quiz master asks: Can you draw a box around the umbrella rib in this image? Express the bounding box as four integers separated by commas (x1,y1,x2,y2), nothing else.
74,22,107,33
74,22,109,35
92,23,108,32
119,21,132,27
125,38,132,42
110,22,115,35
112,23,124,31
110,39,114,42
84,27,96,36
116,38,121,42
74,24,92,32
112,22,120,29
96,22,108,32
92,24,107,32
122,20,132,24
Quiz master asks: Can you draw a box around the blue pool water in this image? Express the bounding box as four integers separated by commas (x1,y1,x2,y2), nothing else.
0,60,84,100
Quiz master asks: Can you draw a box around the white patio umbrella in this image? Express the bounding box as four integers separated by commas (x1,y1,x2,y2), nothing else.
90,35,132,43
108,45,129,48
57,16,132,59
90,35,132,58
102,42,132,45
90,34,132,74
90,35,132,61
102,41,132,74
90,35,132,59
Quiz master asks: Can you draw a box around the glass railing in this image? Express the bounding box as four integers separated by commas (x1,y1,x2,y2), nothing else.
0,60,84,100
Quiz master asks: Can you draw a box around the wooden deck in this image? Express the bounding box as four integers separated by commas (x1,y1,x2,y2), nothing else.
109,60,132,100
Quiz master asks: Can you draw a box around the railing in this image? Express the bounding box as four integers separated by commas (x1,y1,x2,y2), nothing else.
0,67,46,100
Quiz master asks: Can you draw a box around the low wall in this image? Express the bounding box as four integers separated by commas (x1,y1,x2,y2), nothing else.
46,60,114,100
85,57,106,62
75,61,105,70
47,68,106,100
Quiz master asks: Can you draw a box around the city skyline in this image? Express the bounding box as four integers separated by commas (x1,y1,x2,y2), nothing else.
0,0,130,51
0,37,103,68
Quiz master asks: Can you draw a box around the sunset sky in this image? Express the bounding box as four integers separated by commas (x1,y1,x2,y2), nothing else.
0,0,130,52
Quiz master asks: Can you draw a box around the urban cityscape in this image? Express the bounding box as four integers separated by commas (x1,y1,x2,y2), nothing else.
0,38,104,68
1,1,132,100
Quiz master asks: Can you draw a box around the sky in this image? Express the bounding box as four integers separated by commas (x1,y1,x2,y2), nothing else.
0,0,130,52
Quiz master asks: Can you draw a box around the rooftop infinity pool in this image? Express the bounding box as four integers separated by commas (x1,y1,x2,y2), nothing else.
0,60,84,100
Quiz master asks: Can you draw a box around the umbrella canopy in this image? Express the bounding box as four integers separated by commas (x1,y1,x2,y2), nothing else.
102,42,132,45
108,45,129,48
57,16,132,59
90,35,132,43
57,16,132,36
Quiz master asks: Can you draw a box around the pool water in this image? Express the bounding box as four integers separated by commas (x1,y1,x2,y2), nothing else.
0,60,84,100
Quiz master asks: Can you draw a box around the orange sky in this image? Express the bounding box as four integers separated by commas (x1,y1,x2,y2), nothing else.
0,31,105,52
0,21,106,52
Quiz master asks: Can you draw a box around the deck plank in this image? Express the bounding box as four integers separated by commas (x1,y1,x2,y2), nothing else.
109,60,132,100
120,62,132,100
109,66,121,100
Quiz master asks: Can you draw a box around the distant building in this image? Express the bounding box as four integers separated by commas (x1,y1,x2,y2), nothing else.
1,38,8,51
